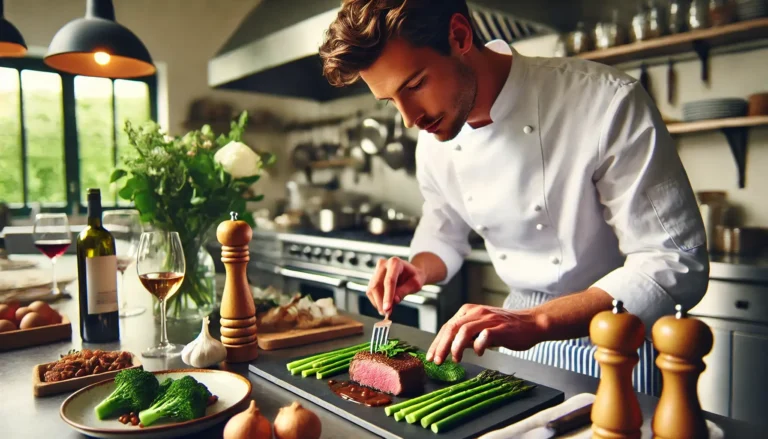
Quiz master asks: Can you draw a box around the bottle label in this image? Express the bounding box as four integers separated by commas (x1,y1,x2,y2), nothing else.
86,255,118,315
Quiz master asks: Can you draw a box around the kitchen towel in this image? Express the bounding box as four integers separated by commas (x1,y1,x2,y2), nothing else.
477,393,724,439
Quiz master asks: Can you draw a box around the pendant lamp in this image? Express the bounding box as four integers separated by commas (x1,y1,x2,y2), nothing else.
44,0,155,78
0,0,27,57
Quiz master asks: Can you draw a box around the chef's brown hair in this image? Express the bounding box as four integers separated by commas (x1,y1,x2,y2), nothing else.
319,0,484,87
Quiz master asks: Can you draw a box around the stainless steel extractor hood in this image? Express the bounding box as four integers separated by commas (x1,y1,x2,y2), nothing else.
208,0,580,102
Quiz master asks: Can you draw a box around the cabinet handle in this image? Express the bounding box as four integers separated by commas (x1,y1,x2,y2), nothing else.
735,300,750,310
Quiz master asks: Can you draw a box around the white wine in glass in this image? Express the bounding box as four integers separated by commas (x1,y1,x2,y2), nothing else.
137,231,185,358
103,209,145,317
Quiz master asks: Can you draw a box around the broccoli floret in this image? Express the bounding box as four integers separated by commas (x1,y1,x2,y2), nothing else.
138,376,212,427
156,377,174,398
94,369,160,420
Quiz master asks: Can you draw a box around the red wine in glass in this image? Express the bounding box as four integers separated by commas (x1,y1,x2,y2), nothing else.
35,240,72,259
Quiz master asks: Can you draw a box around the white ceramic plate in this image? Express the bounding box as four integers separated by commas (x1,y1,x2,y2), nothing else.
60,369,252,439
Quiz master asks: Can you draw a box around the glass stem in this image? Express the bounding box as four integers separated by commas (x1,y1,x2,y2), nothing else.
119,270,126,309
159,299,169,348
51,257,59,295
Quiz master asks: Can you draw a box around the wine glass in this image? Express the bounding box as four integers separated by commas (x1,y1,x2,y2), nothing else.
137,231,185,358
103,209,145,317
33,213,72,296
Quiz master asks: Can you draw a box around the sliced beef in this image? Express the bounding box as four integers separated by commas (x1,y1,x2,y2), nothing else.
349,351,425,396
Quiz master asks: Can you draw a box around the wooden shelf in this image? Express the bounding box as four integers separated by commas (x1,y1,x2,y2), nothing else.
577,17,768,65
667,115,768,134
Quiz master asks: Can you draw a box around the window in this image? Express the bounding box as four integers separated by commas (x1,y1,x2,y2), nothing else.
0,57,157,216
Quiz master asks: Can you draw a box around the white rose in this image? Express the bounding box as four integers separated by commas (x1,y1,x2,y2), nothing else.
213,141,262,179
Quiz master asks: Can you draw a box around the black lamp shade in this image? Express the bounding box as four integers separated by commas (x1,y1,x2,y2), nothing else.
0,0,27,57
44,0,155,78
0,17,27,57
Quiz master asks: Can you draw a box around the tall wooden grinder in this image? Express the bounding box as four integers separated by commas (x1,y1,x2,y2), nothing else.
217,212,259,363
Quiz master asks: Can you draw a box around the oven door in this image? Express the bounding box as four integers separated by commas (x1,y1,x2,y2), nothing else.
280,267,347,311
345,280,438,333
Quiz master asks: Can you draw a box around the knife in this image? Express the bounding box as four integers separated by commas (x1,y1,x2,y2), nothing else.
511,403,593,439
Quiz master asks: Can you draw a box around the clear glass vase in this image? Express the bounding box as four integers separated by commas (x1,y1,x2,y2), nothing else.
154,241,217,323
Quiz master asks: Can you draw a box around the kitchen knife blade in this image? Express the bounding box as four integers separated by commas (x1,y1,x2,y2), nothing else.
511,402,593,439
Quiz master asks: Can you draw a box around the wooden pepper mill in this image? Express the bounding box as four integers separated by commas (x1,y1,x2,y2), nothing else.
590,300,644,439
652,304,713,439
217,212,259,363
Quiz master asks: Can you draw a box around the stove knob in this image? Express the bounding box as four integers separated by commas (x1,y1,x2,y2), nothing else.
312,247,323,258
323,249,333,261
302,246,312,257
288,245,301,255
333,250,344,263
363,255,376,268
347,252,359,266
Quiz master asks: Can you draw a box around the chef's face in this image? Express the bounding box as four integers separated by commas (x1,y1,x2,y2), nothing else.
360,38,477,142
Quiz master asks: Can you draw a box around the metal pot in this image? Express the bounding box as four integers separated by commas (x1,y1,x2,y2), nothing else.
382,112,417,171
311,207,358,233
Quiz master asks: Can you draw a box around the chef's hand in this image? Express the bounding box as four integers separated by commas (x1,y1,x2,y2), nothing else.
366,257,426,316
426,304,544,365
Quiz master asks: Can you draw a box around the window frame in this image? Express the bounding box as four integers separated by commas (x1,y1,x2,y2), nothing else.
0,57,158,218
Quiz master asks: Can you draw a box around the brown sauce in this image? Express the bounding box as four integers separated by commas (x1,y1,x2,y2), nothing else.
328,379,392,407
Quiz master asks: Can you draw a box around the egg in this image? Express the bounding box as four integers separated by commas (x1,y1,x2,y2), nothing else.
20,312,50,329
28,301,59,323
15,306,32,325
0,304,13,321
0,319,17,333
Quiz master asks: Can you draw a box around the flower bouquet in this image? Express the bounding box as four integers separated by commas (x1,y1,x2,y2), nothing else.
110,111,274,321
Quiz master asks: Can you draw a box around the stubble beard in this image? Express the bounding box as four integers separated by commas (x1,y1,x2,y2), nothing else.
435,60,477,142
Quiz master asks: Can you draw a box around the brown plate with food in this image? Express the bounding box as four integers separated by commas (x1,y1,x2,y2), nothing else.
33,349,143,397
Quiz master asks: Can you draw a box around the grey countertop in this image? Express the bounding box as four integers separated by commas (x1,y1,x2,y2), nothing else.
0,255,761,438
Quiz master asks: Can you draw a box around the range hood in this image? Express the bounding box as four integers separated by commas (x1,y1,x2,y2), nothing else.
208,0,581,102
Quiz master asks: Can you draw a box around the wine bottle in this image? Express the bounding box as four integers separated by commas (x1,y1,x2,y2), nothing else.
77,188,120,343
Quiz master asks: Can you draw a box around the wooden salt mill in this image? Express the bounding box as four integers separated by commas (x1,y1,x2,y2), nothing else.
590,300,644,439
217,212,259,363
652,304,713,439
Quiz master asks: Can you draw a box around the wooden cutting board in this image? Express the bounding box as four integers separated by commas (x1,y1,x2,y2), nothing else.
256,316,364,350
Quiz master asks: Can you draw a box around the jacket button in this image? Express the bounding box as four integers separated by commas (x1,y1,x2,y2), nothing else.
551,257,560,265
524,125,534,134
534,205,542,212
455,144,462,151
499,254,507,261
536,224,545,231
477,225,487,233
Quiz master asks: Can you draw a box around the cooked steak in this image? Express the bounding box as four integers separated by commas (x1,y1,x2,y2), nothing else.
349,351,426,396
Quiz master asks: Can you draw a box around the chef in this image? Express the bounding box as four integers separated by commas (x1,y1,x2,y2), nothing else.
318,0,709,396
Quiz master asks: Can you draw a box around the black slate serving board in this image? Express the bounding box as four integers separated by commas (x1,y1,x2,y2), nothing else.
248,347,564,439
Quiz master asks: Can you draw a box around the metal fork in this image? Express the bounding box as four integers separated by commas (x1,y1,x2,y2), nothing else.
370,313,392,353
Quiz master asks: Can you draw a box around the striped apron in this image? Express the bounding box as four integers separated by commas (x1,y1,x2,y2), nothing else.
498,289,661,397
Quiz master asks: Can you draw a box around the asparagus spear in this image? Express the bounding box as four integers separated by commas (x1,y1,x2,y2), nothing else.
430,385,535,434
286,342,370,371
405,380,511,425
302,357,352,377
384,370,499,416
310,351,358,368
393,378,488,421
419,381,526,428
316,363,351,379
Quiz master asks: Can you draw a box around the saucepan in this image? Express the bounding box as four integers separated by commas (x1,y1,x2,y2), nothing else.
365,208,419,235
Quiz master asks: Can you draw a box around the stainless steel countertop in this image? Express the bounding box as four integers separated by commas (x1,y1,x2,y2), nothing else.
0,255,760,438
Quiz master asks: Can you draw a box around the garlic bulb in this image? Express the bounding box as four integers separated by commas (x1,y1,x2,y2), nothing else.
182,316,227,368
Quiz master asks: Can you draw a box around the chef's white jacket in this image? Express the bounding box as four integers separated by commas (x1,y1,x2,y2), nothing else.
409,40,709,332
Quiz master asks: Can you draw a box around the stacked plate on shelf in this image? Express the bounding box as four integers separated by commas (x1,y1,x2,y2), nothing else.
682,98,749,122
736,0,768,20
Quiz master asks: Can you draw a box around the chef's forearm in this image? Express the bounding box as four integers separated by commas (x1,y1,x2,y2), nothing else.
411,252,448,286
531,287,615,342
